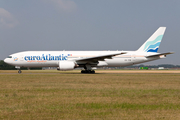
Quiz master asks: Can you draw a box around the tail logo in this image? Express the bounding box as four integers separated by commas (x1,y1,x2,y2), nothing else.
144,35,163,52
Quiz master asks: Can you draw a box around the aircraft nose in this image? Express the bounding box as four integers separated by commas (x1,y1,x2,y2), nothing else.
4,58,9,64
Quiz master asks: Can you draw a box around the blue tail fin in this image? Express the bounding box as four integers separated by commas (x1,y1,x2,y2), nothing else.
137,27,166,52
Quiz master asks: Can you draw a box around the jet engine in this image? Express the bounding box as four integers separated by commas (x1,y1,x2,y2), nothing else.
57,61,76,70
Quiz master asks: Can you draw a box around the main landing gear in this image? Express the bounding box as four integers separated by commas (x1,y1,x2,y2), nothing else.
81,64,95,74
81,70,95,74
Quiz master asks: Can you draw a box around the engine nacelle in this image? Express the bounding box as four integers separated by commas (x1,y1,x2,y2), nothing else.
57,61,75,71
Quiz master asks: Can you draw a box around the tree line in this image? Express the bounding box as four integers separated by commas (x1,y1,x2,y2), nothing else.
0,60,41,70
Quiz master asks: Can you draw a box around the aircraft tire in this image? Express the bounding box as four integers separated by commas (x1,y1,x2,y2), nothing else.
18,70,22,74
92,70,95,74
81,70,95,74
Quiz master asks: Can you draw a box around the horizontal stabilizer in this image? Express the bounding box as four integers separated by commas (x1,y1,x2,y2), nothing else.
146,52,174,58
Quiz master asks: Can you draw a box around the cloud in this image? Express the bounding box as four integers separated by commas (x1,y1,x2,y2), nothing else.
46,0,77,12
0,8,18,28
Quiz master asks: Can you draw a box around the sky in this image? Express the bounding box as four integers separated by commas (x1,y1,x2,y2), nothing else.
0,0,179,65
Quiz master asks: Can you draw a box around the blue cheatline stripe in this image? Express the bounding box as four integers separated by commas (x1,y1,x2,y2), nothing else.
143,35,163,51
147,47,159,52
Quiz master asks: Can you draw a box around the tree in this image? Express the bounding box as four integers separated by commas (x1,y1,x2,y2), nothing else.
0,60,16,70
0,60,41,70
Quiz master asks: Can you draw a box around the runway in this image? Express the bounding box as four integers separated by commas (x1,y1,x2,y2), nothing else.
0,70,180,74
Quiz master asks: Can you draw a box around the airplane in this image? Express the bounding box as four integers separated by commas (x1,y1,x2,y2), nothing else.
4,27,174,74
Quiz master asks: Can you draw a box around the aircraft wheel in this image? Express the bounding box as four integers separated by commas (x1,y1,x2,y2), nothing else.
92,70,95,74
81,70,95,74
18,70,22,74
81,70,85,73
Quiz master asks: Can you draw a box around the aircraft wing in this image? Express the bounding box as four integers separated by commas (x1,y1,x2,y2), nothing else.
146,52,174,58
75,52,127,62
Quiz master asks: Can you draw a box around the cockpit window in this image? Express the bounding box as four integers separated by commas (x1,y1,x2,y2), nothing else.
8,56,12,58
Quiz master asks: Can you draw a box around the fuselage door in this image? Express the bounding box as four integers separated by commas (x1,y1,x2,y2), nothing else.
19,54,24,61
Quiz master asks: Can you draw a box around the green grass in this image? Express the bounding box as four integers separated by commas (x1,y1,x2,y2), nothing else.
0,70,180,119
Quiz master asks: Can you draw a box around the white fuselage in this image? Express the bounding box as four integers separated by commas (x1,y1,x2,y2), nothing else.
4,51,162,68
3,27,172,72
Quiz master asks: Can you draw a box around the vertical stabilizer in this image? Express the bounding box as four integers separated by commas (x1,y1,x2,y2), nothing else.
137,27,166,52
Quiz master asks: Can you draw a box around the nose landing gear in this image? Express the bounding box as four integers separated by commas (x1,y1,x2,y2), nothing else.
18,69,22,74
15,66,22,74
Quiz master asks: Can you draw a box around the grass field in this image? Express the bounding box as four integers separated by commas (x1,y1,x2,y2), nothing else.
0,70,180,119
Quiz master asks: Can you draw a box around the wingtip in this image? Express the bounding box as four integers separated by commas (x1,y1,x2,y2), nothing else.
169,52,175,54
